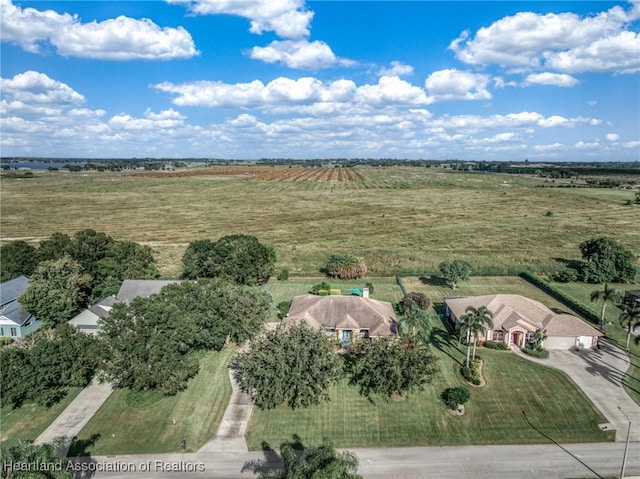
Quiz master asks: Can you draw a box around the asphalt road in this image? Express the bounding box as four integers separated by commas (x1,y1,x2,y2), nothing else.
69,442,640,479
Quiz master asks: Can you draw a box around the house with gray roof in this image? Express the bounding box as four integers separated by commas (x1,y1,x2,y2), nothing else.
444,294,602,350
69,279,181,335
0,275,42,339
69,296,116,335
283,293,397,346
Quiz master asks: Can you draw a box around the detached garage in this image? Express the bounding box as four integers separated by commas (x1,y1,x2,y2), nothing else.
444,294,603,350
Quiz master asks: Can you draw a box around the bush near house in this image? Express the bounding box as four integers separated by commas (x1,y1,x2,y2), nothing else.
483,340,509,350
523,347,550,359
461,358,482,386
441,387,471,410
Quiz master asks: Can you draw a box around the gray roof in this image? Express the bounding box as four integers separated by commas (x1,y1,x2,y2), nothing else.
283,294,396,336
444,294,602,338
1,275,29,306
0,276,32,326
116,279,181,304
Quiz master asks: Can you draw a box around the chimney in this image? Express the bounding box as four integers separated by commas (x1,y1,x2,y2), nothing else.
362,287,369,298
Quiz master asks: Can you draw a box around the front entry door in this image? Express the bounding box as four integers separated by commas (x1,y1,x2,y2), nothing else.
511,332,520,347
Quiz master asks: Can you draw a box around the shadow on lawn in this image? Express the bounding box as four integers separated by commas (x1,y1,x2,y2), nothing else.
521,411,605,479
419,275,449,288
67,433,101,457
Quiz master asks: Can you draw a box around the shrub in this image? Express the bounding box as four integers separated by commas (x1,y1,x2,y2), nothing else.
329,289,341,295
553,268,579,283
325,253,367,280
364,282,375,295
0,337,13,347
276,268,289,281
276,301,291,320
522,346,550,359
483,340,508,350
461,366,481,385
441,387,471,410
398,292,431,313
310,282,331,295
545,210,554,217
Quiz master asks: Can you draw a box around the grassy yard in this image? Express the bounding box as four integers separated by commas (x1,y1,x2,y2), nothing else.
2,167,638,277
550,281,640,406
0,388,82,447
246,317,613,450
68,348,234,456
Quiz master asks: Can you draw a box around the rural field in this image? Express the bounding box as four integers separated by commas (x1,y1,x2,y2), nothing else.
1,166,638,277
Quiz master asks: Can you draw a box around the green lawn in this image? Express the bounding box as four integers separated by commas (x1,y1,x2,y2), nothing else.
246,318,613,450
68,348,234,456
0,388,82,447
550,281,640,406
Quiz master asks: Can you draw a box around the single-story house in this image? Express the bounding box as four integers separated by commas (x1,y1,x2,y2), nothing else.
115,279,181,304
69,279,181,335
282,292,397,346
444,294,603,350
69,296,116,335
0,276,42,339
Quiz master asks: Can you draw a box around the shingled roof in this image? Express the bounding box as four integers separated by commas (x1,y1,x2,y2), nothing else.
283,294,396,336
445,294,602,338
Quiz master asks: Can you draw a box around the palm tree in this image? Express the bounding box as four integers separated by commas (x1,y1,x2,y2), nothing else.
245,437,362,479
459,306,494,367
619,305,640,349
590,283,622,329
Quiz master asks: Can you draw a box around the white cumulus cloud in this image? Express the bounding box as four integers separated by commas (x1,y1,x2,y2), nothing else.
378,61,414,77
0,0,197,60
249,39,352,70
524,72,579,87
0,71,85,106
449,2,640,73
169,0,313,39
425,69,491,101
606,133,621,141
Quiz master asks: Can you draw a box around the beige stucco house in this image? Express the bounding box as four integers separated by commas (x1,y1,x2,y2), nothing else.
444,294,602,350
283,294,397,346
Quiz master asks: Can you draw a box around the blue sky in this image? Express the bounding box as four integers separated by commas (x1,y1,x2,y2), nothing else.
1,0,639,161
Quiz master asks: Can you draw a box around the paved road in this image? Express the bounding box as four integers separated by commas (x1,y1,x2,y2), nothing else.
71,442,640,478
515,340,640,442
36,379,113,455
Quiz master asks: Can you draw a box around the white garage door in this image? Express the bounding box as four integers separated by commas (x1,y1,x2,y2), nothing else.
545,336,576,349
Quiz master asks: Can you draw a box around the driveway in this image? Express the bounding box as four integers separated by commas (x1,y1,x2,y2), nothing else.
515,340,640,442
35,379,113,455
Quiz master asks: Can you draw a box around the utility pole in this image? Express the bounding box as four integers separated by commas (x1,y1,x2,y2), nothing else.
618,406,631,479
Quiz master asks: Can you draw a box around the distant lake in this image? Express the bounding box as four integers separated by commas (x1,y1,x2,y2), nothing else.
1,161,86,170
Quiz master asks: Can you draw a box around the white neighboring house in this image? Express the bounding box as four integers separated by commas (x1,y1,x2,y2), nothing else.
0,275,43,339
69,296,116,335
444,294,603,350
69,279,181,335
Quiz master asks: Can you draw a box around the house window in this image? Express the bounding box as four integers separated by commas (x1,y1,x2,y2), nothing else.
525,332,533,343
0,327,3,336
323,328,336,338
492,330,504,341
359,330,370,339
10,327,17,337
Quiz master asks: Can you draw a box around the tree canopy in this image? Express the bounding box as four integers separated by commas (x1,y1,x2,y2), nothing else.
580,237,637,283
344,336,439,400
98,296,200,395
18,256,92,327
99,279,269,395
235,324,343,410
182,234,276,285
0,240,38,282
0,324,100,408
439,260,473,290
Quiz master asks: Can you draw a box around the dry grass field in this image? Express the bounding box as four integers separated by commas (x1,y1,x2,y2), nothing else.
1,166,638,277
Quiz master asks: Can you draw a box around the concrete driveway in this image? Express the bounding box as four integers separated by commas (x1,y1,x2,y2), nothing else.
516,340,640,442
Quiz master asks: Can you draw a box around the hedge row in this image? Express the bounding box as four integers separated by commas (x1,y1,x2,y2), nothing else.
523,346,550,359
519,272,601,328
483,340,509,350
